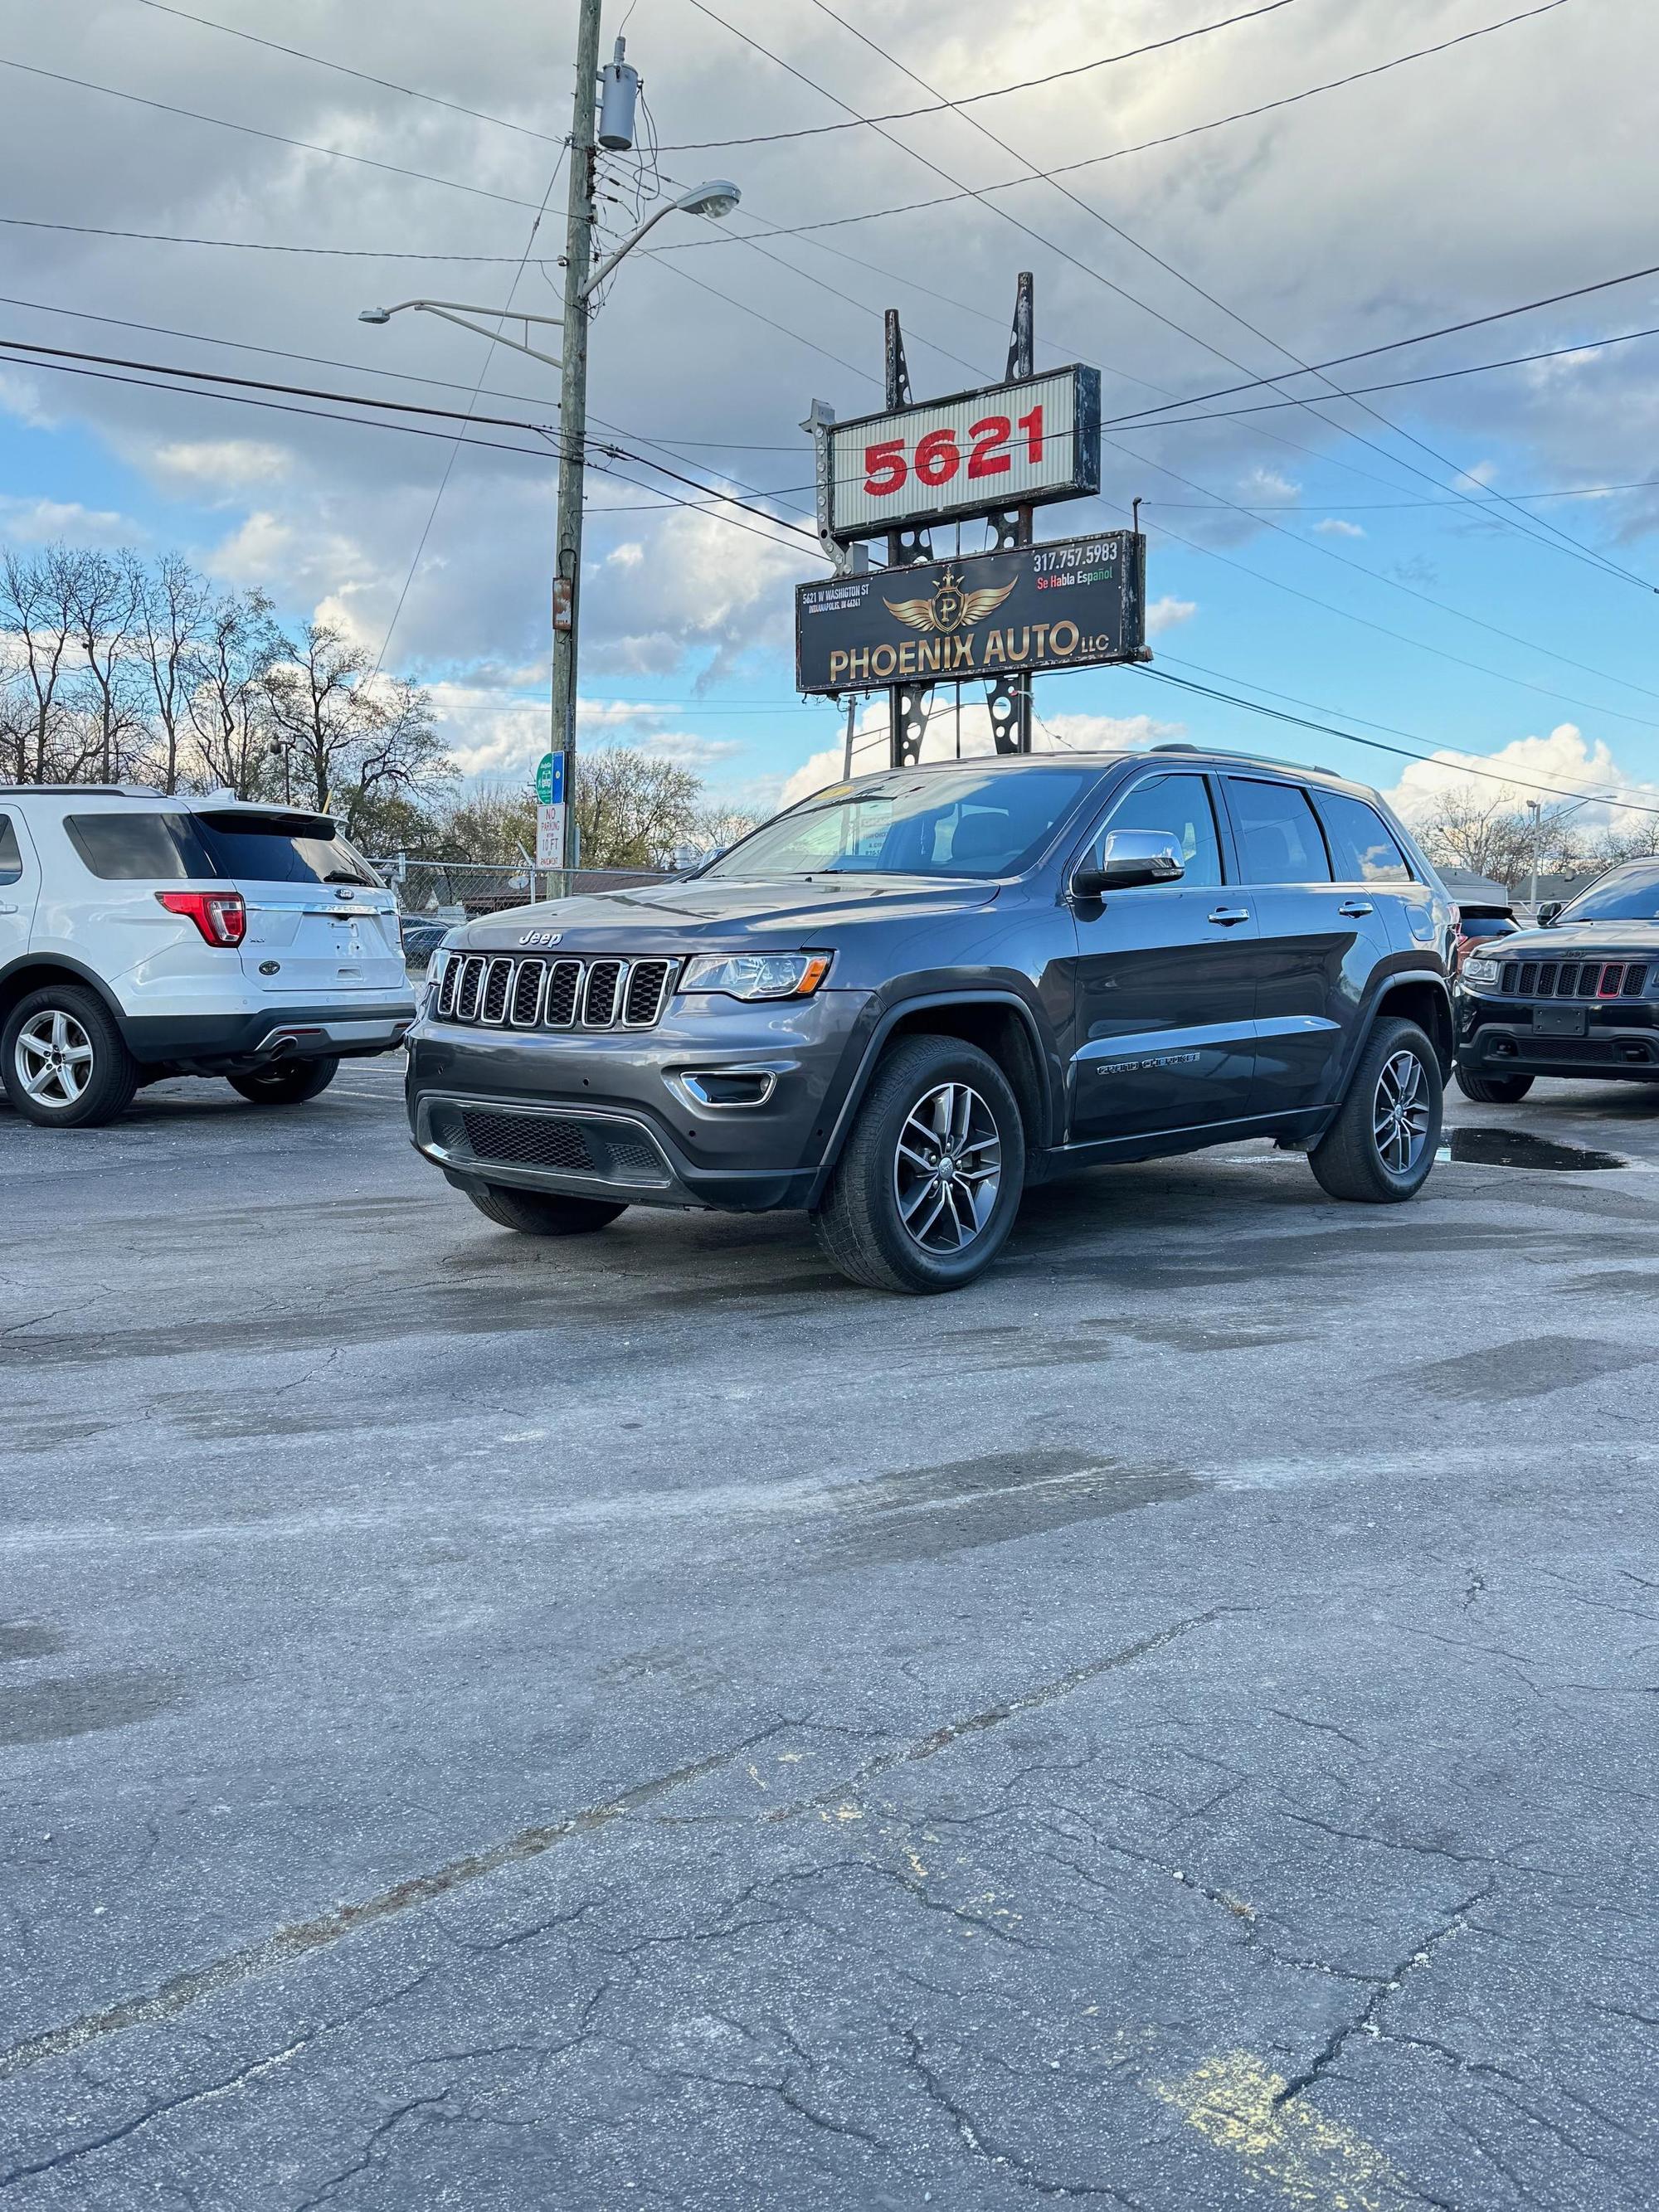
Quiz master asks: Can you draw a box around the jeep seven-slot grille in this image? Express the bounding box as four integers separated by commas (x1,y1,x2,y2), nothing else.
1498,959,1649,999
436,952,676,1031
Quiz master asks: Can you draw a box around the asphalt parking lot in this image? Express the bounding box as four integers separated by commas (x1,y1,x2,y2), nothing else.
2,1057,1656,2210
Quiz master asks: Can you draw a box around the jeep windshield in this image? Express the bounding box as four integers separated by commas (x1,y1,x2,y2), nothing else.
703,766,1094,881
1554,863,1659,924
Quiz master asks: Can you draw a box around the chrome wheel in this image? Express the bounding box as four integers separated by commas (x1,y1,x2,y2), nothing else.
1373,1048,1429,1175
893,1080,1002,1253
16,1010,94,1108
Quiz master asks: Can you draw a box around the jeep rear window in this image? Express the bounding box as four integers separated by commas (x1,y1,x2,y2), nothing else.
0,814,20,885
704,767,1093,880
191,812,382,887
64,812,211,881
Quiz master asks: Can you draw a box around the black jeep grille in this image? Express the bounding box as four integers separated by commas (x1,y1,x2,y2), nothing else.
1500,959,1648,999
436,952,677,1031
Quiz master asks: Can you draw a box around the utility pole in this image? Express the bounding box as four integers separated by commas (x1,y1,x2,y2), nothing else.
550,0,604,873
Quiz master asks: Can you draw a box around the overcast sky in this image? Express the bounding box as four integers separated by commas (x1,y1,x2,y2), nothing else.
4,0,1659,832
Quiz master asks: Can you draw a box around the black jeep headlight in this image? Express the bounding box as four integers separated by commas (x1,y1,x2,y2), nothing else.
680,952,832,1001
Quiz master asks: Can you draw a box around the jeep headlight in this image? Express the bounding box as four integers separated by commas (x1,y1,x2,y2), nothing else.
1462,955,1503,987
680,951,832,1001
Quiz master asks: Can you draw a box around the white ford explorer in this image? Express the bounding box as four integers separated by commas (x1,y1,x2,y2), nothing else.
0,786,416,1127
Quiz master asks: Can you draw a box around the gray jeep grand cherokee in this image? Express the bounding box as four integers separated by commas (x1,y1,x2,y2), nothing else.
406,747,1454,1293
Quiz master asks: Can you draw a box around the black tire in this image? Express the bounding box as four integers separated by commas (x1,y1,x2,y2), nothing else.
812,1033,1025,1294
1,984,139,1129
465,1183,629,1237
1309,1017,1443,1204
1454,1066,1535,1106
228,1057,340,1106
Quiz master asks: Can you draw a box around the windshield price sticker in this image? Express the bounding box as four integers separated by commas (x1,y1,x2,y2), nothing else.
827,366,1101,541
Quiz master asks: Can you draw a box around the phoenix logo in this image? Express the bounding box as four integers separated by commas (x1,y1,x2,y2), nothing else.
883,566,1017,638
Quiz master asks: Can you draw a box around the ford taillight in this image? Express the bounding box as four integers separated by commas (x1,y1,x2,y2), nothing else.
157,889,246,946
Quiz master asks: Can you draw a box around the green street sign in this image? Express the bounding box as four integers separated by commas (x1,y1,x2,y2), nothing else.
535,752,557,805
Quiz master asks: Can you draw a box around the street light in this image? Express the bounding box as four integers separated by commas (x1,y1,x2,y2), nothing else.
359,168,741,877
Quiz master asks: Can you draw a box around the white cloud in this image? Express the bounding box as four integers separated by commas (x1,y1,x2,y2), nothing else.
1313,518,1365,538
0,495,139,547
151,439,290,489
1384,725,1659,839
1146,596,1197,634
1239,469,1299,503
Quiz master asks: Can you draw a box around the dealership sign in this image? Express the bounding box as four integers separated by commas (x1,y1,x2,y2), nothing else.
795,531,1146,695
825,366,1101,541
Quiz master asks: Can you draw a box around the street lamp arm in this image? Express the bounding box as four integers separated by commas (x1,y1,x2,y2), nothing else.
358,299,563,370
577,180,740,299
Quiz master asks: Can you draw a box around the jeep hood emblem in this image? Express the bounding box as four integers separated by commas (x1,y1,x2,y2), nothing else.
519,929,562,947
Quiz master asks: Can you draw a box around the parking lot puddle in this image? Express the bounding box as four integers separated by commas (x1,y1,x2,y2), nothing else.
1438,1127,1627,1171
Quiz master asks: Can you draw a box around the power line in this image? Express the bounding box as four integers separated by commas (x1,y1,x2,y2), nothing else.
1105,430,1659,701
0,214,544,260
374,152,566,678
0,289,819,485
1112,318,1659,431
0,336,820,559
0,56,547,214
1121,502,1659,732
688,0,1651,598
662,3,1571,253
1136,663,1659,819
658,0,1299,148
124,0,563,142
799,0,1654,600
1146,477,1659,512
1107,255,1659,423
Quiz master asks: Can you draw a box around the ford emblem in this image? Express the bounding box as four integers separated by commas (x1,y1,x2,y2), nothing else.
519,929,562,947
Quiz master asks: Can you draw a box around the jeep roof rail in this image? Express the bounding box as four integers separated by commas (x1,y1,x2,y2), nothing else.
1149,742,1338,778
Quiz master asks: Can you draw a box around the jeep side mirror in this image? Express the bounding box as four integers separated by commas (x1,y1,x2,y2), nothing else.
1536,900,1563,926
1072,829,1186,900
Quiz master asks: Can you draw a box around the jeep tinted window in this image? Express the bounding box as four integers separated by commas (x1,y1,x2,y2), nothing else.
1103,773,1222,887
1317,792,1413,884
1224,780,1332,884
0,814,20,885
192,812,382,887
1554,862,1659,922
704,766,1092,880
64,812,210,881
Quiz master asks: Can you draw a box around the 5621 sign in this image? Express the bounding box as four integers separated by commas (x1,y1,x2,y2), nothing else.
828,365,1100,541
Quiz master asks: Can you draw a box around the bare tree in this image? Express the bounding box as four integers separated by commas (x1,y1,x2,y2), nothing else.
574,746,709,868
133,552,208,794
264,620,452,831
0,546,79,781
64,547,146,783
186,589,280,798
1413,786,1586,886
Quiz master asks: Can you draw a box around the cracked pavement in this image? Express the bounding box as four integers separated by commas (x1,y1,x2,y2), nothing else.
1,1061,1656,2208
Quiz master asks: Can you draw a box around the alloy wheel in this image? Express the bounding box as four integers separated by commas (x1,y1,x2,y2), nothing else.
1373,1048,1430,1175
893,1080,1002,1253
16,1010,95,1108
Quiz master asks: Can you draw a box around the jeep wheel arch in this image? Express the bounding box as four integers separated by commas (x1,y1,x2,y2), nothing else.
809,990,1056,1205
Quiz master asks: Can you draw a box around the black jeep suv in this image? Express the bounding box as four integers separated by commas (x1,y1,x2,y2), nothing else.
1455,857,1659,1102
406,748,1454,1292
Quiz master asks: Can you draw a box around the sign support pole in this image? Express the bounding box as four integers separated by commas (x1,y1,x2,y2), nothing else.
985,271,1035,755
885,310,933,769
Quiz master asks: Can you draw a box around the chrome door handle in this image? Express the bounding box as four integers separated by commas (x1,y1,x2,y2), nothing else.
1207,906,1251,926
1339,900,1374,917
